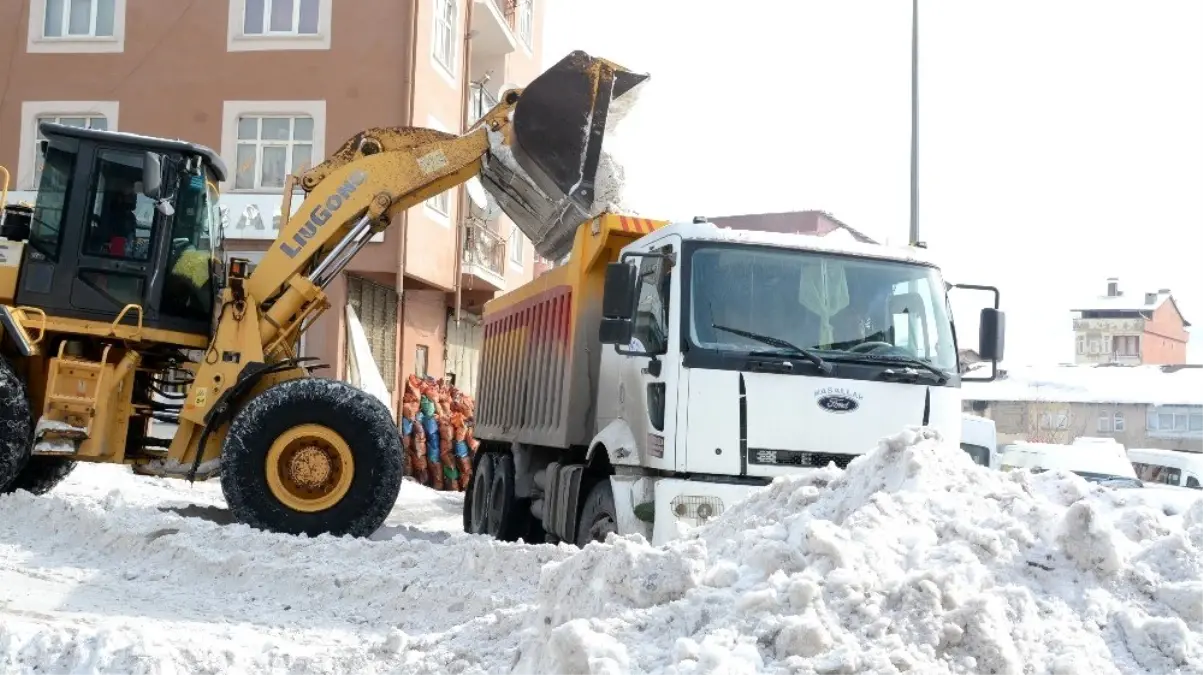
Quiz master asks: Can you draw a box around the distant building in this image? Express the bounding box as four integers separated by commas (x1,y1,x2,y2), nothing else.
961,363,1203,452
1071,278,1190,365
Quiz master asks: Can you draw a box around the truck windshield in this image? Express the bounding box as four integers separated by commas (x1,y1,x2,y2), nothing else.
688,244,958,373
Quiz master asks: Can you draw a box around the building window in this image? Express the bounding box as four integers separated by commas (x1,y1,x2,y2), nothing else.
234,115,314,190
1113,411,1124,432
1039,412,1068,430
28,0,126,53
1112,335,1140,357
243,0,319,35
432,0,457,73
516,0,534,48
44,0,115,38
509,227,524,266
1150,409,1202,434
220,101,325,193
415,345,429,378
19,101,120,190
33,114,108,186
1097,411,1111,433
227,0,331,52
423,116,452,219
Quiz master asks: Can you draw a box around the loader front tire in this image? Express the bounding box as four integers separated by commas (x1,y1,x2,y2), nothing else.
11,457,77,495
0,357,33,494
220,377,403,538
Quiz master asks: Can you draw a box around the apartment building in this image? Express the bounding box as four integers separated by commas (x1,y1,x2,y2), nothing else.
1071,277,1190,365
0,0,547,409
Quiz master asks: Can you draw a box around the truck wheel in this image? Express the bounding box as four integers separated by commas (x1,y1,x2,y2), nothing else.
465,451,494,534
10,457,77,495
0,357,33,494
489,454,521,541
220,377,403,538
576,478,617,547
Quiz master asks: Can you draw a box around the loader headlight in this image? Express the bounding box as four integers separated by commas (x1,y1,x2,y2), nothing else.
670,495,725,527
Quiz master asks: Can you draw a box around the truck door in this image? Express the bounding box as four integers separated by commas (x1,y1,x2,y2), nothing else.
623,240,680,470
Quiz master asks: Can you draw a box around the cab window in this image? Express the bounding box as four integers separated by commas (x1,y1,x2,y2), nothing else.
161,171,216,322
83,150,156,261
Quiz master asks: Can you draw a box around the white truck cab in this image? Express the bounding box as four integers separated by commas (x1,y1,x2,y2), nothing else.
594,220,1006,544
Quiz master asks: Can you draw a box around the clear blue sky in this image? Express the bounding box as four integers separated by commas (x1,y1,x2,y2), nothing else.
542,0,1203,365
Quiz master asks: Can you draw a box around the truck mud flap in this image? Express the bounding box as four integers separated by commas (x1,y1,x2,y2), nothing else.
479,50,648,262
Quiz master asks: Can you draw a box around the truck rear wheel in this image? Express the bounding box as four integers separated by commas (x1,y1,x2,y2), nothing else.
220,377,403,538
576,478,617,547
0,357,33,494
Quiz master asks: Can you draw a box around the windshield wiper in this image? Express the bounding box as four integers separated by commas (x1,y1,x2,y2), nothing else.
711,323,833,374
832,353,950,384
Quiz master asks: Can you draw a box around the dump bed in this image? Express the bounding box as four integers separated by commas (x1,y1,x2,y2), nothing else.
474,214,666,449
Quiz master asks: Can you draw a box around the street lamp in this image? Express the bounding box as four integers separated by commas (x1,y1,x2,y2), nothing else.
908,0,921,247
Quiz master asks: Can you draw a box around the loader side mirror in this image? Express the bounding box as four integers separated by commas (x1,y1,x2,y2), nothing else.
978,307,1006,362
142,152,162,200
599,262,638,345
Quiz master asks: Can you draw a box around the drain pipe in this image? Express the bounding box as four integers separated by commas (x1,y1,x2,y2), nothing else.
453,0,476,324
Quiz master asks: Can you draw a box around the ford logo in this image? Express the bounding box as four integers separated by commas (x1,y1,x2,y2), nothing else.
817,395,859,413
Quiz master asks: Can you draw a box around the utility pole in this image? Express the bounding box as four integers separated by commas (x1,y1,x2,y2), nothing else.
908,0,921,247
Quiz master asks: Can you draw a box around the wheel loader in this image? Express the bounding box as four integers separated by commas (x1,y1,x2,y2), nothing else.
0,50,648,538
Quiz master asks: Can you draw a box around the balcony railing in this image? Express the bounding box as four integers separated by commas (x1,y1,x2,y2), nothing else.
493,0,516,26
464,221,506,277
470,84,500,126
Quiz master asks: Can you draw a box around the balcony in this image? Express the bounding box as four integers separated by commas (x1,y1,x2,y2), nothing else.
469,84,500,126
461,221,507,292
471,0,517,57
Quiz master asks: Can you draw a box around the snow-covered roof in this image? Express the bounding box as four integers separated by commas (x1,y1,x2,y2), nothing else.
1072,291,1171,313
651,220,938,267
962,362,1203,406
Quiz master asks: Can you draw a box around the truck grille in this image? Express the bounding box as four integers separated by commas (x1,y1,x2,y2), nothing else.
748,448,855,469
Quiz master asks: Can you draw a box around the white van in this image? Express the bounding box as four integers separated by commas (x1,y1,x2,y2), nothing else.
961,414,997,468
1127,448,1203,490
998,441,1141,487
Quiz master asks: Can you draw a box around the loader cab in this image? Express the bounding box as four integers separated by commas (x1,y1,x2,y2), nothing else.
14,122,226,342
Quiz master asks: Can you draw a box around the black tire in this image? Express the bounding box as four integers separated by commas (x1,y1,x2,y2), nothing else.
10,456,76,495
0,357,33,494
575,478,618,547
490,454,521,542
465,451,495,534
220,377,403,538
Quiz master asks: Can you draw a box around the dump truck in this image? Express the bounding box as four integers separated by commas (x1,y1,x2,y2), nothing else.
0,50,644,538
462,213,1008,547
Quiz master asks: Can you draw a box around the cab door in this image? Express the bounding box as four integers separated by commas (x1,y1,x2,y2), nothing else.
621,238,681,470
67,148,163,319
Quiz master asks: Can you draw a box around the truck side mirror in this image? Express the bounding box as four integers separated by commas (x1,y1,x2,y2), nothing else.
142,152,163,200
599,262,638,345
978,307,1006,361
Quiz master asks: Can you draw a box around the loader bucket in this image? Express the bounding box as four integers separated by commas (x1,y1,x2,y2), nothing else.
480,50,648,261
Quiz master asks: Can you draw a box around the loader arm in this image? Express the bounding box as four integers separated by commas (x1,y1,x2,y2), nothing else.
167,50,648,474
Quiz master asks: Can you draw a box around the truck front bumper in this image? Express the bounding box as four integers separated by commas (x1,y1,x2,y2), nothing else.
651,478,766,546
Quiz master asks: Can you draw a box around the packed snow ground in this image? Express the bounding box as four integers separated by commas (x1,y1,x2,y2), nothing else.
2,429,1202,674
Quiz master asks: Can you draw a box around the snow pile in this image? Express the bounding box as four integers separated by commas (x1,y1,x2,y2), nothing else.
0,466,573,674
515,427,1203,675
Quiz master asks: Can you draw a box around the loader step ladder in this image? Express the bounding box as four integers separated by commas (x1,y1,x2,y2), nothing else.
34,342,112,454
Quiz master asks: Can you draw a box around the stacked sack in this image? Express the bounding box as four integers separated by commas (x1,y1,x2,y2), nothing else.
399,374,480,491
